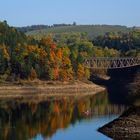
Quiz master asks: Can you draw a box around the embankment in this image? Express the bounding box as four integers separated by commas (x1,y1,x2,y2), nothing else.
107,65,140,104
90,65,140,104
98,106,140,139
0,81,105,99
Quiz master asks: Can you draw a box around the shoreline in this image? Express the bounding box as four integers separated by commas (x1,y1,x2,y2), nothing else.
0,81,106,99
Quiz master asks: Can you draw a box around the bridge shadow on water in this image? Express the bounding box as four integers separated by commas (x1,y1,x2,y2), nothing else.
91,65,140,105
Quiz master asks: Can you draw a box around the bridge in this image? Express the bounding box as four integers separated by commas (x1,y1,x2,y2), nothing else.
84,57,140,69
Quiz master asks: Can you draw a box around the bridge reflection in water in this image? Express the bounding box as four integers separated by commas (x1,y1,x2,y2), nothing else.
0,92,126,140
85,57,140,69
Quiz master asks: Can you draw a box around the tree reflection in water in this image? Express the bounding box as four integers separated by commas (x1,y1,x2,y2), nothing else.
0,92,126,140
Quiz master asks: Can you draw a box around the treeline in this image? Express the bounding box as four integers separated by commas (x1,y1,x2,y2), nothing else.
0,21,119,82
17,22,77,33
17,25,50,33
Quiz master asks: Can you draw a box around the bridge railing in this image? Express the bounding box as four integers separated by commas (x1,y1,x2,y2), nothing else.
84,57,140,69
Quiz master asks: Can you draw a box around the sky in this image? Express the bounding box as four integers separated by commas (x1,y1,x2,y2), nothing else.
0,0,140,27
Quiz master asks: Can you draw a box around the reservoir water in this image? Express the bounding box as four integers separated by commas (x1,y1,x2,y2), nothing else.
0,92,126,140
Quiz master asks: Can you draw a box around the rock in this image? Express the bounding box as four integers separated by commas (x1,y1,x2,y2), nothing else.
98,106,140,139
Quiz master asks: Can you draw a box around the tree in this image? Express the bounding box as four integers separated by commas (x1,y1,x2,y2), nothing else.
30,68,37,80
77,64,85,80
0,45,9,74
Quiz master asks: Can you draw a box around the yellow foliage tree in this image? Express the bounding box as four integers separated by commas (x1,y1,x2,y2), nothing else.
77,64,85,80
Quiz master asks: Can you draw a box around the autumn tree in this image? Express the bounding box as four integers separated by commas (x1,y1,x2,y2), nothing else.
77,64,85,80
30,67,37,80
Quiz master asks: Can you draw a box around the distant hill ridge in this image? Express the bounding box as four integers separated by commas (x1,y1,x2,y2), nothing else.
17,24,132,40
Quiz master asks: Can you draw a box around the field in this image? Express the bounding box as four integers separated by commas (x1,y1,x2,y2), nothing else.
25,25,131,40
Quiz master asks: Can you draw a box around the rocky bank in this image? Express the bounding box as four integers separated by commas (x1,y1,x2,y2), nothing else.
98,106,140,139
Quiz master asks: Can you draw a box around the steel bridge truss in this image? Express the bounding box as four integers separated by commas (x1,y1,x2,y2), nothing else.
84,57,140,69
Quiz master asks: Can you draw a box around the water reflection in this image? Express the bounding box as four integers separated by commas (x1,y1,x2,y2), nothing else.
0,92,126,140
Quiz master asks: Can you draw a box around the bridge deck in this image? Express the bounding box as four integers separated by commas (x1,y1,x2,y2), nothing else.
84,57,140,69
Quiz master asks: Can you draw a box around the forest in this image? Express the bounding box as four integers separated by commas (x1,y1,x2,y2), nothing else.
93,31,140,56
0,21,140,82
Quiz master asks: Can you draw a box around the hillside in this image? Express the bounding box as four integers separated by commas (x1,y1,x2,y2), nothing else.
24,25,131,40
0,21,138,83
0,21,120,82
